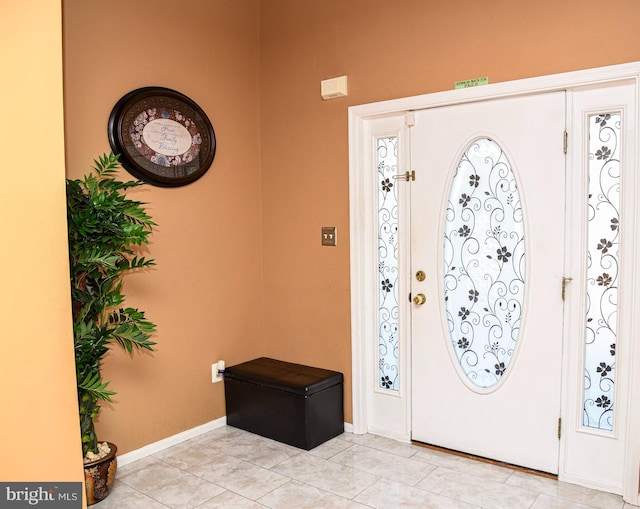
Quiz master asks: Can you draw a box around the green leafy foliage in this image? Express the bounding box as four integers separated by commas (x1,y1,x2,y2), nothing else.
67,153,157,457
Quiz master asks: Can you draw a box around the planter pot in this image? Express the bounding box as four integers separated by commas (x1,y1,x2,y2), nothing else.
83,442,117,506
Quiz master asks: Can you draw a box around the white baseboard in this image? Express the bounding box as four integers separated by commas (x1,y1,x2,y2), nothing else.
117,418,353,468
117,417,227,467
366,424,411,443
560,472,624,497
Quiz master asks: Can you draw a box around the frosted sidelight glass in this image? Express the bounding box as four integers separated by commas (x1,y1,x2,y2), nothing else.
377,137,399,391
443,138,526,389
582,113,620,431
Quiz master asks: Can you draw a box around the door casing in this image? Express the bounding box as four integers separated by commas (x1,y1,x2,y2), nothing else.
349,62,640,504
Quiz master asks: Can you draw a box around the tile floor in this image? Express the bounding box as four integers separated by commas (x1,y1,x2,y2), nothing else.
98,426,635,509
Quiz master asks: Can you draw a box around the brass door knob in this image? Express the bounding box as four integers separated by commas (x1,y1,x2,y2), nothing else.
413,293,426,305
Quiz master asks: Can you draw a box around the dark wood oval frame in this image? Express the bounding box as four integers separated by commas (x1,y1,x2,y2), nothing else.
108,87,216,187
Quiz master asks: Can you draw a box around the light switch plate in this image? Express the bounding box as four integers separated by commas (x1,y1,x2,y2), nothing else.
322,226,337,246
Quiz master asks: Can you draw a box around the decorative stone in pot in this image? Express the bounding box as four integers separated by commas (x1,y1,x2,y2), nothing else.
83,442,117,506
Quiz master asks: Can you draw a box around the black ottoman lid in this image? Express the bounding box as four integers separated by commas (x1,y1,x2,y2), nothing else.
224,357,343,396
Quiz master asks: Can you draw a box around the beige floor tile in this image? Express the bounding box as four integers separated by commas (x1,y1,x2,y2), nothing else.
354,477,481,509
272,453,378,499
154,439,220,471
118,456,225,508
330,444,436,486
187,454,289,500
411,447,515,483
306,436,353,459
417,467,539,509
506,471,625,509
194,490,267,508
341,432,417,458
95,480,170,509
200,429,301,469
258,480,370,508
531,493,599,509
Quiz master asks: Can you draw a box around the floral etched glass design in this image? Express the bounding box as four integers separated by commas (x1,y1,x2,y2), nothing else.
443,138,526,389
377,137,399,391
583,113,620,431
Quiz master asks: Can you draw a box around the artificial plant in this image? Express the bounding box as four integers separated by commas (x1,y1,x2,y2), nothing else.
67,152,157,458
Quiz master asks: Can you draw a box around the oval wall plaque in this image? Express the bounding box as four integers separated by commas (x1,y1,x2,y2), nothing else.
108,87,216,187
443,138,526,389
142,118,193,157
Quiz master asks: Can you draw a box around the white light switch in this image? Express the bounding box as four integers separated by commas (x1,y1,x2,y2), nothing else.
321,76,348,100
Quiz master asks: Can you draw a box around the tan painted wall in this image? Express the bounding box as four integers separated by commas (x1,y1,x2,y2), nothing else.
60,0,640,456
63,0,263,454
0,0,83,484
259,0,640,424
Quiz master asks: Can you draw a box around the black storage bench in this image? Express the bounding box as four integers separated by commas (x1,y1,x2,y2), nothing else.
224,357,344,450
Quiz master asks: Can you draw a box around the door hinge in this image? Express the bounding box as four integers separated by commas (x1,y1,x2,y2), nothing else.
405,111,415,127
393,170,415,182
558,417,562,439
563,131,568,154
562,277,573,301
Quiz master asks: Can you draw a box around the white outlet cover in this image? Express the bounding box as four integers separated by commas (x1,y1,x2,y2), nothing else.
212,364,223,383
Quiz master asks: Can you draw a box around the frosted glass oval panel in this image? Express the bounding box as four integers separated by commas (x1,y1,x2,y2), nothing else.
443,138,526,389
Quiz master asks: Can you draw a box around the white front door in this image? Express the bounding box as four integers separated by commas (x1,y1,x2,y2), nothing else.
410,92,566,473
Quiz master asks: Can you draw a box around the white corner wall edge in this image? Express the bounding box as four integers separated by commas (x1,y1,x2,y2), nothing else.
117,418,354,469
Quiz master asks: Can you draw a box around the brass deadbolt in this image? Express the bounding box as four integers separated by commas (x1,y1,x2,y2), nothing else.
413,293,427,305
416,270,426,282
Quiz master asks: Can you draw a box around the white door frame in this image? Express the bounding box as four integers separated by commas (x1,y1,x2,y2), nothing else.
348,61,640,504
